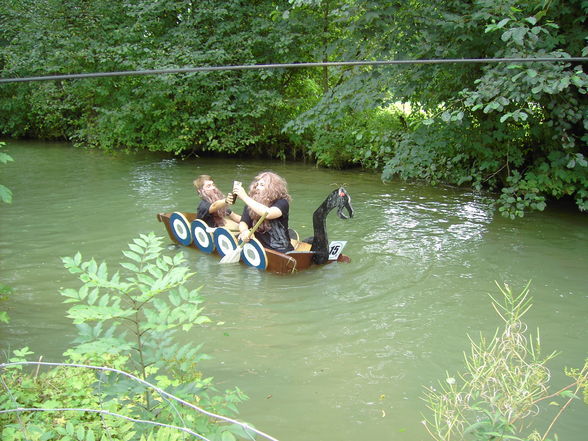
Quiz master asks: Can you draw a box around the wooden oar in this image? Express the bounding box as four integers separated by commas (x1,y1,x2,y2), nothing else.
220,211,268,264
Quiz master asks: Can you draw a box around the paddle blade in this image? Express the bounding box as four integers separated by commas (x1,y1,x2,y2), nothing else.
219,247,242,264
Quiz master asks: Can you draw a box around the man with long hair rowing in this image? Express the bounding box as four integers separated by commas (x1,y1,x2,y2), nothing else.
193,175,241,228
233,171,294,253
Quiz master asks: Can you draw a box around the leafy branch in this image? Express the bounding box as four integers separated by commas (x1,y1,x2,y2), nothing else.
1,234,255,441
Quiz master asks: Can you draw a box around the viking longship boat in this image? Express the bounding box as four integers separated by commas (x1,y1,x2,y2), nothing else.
157,187,354,274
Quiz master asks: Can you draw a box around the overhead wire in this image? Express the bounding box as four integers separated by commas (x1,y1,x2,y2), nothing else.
0,57,586,84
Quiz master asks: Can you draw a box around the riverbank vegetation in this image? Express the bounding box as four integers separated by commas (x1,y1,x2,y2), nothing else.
423,282,588,441
0,141,12,323
0,234,254,441
0,0,586,217
0,142,12,205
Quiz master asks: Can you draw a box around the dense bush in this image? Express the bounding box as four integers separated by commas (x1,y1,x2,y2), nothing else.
0,0,297,156
380,1,588,217
1,0,586,216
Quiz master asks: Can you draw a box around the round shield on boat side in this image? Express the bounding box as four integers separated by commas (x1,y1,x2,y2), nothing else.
169,212,192,246
191,219,215,253
213,227,238,257
241,238,268,270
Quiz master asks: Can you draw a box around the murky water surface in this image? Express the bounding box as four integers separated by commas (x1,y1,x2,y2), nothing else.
1,141,587,440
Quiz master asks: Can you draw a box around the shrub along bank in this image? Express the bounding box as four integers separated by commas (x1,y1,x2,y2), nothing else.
0,1,586,217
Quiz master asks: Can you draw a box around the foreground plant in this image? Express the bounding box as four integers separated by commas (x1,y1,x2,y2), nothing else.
0,142,13,205
1,348,136,441
0,142,13,323
0,284,10,324
423,282,588,441
1,233,251,441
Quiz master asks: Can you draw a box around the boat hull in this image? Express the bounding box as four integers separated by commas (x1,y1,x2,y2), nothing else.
156,211,350,274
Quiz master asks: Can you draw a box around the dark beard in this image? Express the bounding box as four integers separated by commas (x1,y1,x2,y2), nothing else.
201,187,228,225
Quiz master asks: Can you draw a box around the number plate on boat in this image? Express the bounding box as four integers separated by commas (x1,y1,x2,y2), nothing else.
328,241,347,260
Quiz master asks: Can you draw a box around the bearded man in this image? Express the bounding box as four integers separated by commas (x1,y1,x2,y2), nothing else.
193,175,241,227
233,171,294,253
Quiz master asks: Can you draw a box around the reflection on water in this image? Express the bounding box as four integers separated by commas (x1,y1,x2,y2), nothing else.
1,142,587,441
129,159,180,210
365,191,493,264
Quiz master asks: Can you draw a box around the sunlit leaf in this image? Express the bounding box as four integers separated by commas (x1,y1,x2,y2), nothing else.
0,184,13,203
122,250,141,263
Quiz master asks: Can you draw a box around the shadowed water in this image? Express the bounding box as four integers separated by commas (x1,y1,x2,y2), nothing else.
1,141,587,440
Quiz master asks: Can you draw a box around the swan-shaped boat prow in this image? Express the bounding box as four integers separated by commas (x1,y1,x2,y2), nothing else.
156,187,353,273
306,186,354,265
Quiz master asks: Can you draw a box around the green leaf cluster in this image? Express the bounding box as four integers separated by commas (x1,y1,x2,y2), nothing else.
0,142,13,204
379,0,588,216
0,139,12,322
0,283,11,324
1,350,136,441
286,0,588,216
0,0,295,156
1,233,249,440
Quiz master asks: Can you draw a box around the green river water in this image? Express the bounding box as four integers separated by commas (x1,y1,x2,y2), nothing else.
1,141,587,440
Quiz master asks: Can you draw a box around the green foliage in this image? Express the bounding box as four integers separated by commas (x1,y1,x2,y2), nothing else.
422,282,588,441
1,0,587,215
460,10,588,217
566,361,588,406
288,0,588,215
0,142,12,322
1,349,136,441
60,233,245,421
0,284,11,324
0,142,13,204
378,0,588,216
1,233,249,440
288,105,406,168
0,0,297,157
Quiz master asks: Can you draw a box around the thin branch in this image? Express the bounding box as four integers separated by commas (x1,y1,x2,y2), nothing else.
540,385,581,441
483,162,508,182
532,381,578,405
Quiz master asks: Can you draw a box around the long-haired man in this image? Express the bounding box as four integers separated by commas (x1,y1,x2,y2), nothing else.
233,171,293,253
193,175,241,227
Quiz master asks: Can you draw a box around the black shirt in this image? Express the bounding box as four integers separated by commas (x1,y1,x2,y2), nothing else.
241,199,293,253
196,200,232,228
196,200,215,227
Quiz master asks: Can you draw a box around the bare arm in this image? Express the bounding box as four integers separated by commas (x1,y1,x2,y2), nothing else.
238,220,251,242
208,198,228,214
234,184,281,242
233,185,282,219
209,193,239,218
